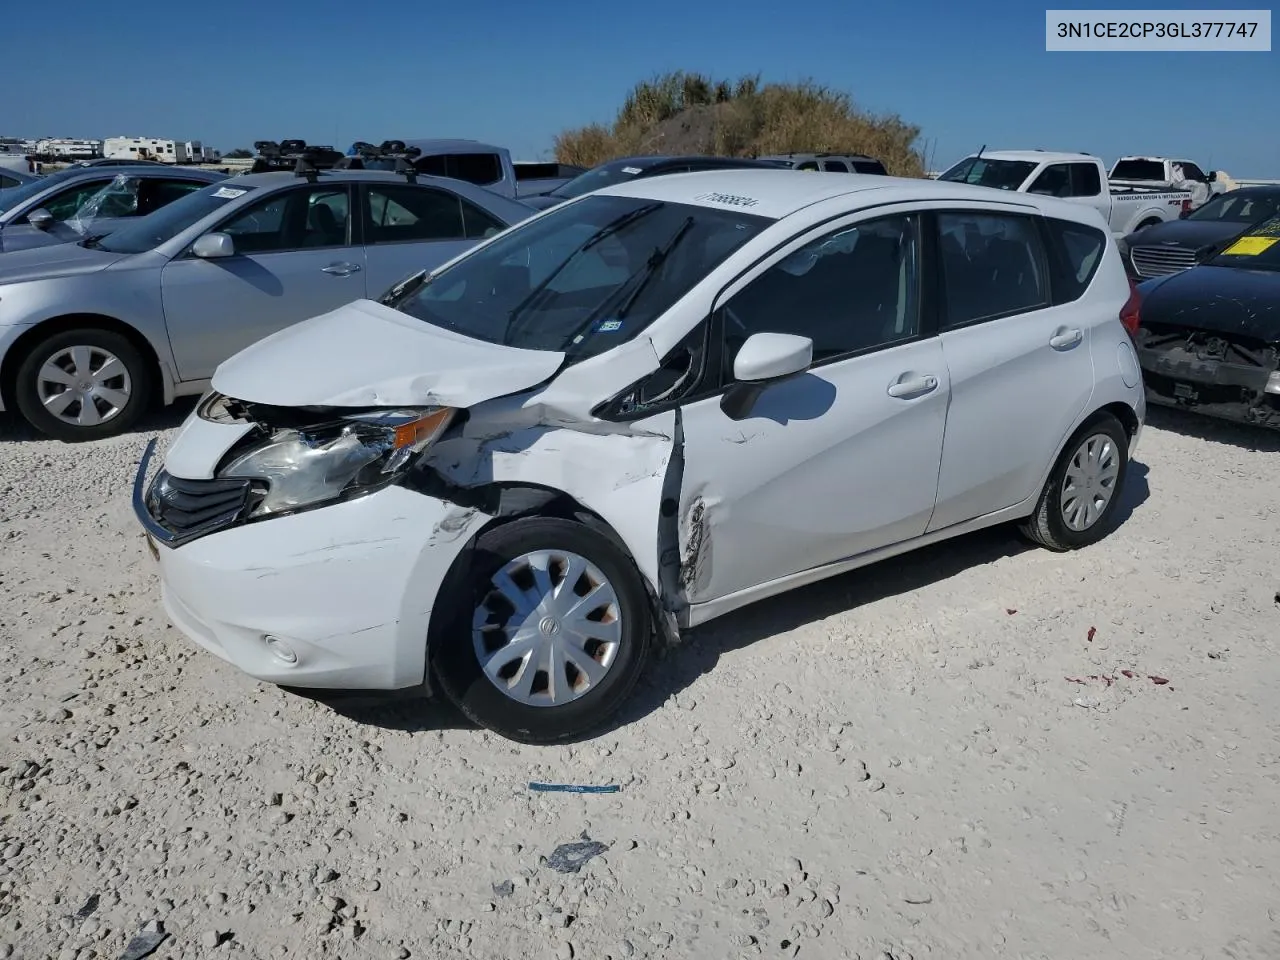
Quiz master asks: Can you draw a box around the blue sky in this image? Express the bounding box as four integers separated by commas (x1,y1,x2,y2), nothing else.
9,0,1278,175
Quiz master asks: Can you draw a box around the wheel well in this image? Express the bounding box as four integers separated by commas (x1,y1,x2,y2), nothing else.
0,314,163,410
421,481,672,684
1136,217,1161,230
1097,401,1139,442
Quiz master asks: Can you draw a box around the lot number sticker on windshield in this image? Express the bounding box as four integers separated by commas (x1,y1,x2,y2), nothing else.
1223,236,1277,256
212,187,248,199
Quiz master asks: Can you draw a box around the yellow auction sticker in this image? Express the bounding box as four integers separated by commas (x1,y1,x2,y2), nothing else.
1223,236,1278,256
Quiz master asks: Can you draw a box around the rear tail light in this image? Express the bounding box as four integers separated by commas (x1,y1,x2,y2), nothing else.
1119,278,1141,340
1180,198,1192,216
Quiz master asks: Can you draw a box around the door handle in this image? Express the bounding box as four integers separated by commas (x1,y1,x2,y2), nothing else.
887,374,939,399
1049,327,1083,350
321,262,361,276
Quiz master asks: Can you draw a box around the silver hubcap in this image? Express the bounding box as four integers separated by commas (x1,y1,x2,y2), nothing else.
472,550,622,708
1061,432,1120,531
37,345,132,427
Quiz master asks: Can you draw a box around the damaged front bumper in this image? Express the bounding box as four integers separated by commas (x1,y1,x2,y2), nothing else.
132,439,491,691
1137,337,1280,429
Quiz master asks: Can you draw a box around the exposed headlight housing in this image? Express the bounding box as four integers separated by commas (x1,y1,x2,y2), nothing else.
214,405,455,517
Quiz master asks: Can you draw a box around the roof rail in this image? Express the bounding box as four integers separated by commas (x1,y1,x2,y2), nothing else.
333,141,424,182
249,139,344,176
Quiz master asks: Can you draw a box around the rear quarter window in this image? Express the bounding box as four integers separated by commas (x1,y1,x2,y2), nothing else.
1042,217,1107,304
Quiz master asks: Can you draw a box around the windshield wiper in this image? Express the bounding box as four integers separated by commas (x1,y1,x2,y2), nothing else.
503,202,662,341
560,215,695,350
381,268,429,307
80,234,106,249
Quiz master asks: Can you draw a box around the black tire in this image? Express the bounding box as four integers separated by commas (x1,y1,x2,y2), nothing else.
431,516,654,744
1020,412,1130,552
12,328,152,442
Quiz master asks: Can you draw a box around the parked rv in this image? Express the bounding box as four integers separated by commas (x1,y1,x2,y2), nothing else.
104,137,199,164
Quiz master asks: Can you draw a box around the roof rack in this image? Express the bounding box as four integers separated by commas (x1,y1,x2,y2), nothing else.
334,141,424,182
249,140,344,179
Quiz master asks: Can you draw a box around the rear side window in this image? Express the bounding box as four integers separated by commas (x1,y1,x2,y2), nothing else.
1029,164,1071,198
822,160,849,172
1111,159,1164,181
416,153,503,186
1042,217,1107,304
938,212,1049,327
1070,163,1102,196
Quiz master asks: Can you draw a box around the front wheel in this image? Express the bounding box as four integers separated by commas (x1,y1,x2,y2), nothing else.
431,516,654,744
12,328,152,442
1020,413,1130,551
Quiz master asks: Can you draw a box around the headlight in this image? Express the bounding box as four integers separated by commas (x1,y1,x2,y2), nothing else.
217,407,455,517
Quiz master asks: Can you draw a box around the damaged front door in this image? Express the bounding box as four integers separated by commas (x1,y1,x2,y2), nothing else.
675,211,949,615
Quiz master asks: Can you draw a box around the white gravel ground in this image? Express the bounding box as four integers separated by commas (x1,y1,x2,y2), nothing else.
2,403,1279,960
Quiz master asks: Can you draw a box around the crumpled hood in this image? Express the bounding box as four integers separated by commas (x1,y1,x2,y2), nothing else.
1139,264,1280,343
0,241,127,284
211,298,567,409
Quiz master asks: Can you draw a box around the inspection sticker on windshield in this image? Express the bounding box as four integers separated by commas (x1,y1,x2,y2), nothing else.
596,319,624,332
621,166,643,175
212,186,247,199
1223,236,1277,256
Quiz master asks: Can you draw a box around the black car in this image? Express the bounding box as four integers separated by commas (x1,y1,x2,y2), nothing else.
1134,215,1280,429
1122,186,1280,279
521,155,790,211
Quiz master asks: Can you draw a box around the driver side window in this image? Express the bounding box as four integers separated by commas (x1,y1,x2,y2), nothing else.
216,185,350,253
719,213,921,379
29,180,112,222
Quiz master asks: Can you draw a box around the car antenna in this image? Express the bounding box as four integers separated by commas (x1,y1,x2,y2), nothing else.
975,143,985,159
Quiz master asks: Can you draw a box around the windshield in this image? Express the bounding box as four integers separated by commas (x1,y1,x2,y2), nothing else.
0,167,88,215
937,157,1036,191
93,182,256,254
1188,191,1280,224
1111,159,1166,181
550,161,652,200
1209,217,1280,272
391,194,767,359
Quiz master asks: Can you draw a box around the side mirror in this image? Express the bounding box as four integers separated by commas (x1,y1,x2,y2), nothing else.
721,332,814,420
734,332,813,382
26,208,54,230
191,232,235,259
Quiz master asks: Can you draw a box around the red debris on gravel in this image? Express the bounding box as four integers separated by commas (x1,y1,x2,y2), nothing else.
1087,626,1097,642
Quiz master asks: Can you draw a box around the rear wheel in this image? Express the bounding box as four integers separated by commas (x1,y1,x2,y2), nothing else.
12,328,152,442
1020,413,1130,551
432,516,654,744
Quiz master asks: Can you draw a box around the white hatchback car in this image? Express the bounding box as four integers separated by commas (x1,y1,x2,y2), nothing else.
133,170,1146,743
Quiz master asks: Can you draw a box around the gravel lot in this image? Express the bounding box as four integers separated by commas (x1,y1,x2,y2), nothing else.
2,403,1279,960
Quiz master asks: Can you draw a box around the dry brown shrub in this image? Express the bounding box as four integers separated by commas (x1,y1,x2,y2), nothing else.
554,72,925,177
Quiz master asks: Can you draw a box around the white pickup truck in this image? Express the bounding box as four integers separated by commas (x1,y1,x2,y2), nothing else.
937,150,1194,237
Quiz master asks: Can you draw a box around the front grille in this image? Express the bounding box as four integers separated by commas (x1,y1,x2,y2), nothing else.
1130,244,1199,278
147,469,253,542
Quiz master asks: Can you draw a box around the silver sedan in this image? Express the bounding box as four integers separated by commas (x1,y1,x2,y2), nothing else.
0,165,228,254
0,168,537,441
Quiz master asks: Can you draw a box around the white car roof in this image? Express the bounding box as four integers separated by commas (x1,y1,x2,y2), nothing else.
593,168,1096,223
962,150,1098,165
